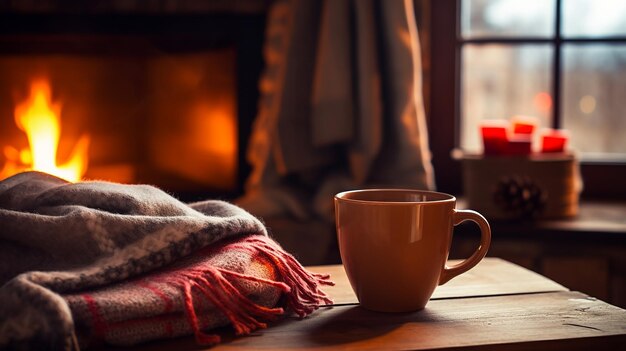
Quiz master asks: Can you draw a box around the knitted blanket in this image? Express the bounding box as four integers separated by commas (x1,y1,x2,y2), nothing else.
0,172,333,350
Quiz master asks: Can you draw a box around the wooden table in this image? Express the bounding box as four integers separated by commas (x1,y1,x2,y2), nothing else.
134,258,626,350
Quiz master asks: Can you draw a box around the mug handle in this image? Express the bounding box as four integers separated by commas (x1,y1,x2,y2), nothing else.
438,209,491,285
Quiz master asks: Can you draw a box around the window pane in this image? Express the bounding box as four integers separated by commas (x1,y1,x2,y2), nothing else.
562,44,626,158
460,44,553,152
562,0,626,38
461,0,555,38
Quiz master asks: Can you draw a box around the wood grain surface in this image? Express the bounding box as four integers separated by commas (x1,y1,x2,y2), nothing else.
133,291,626,351
117,259,626,351
306,257,568,305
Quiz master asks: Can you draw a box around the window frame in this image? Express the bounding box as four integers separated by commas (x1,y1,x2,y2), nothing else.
428,0,626,199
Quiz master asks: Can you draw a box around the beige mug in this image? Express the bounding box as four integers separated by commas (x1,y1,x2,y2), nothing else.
334,189,491,312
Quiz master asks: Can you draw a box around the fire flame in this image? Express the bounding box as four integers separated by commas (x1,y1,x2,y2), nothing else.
0,80,89,182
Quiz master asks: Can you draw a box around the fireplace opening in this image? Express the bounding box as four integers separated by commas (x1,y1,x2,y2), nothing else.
0,9,266,201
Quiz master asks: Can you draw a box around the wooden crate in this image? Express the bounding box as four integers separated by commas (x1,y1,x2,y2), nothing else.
459,153,582,220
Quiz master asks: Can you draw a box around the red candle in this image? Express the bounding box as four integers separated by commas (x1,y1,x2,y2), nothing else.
541,129,569,153
480,120,509,155
507,134,532,155
511,115,539,135
480,124,508,155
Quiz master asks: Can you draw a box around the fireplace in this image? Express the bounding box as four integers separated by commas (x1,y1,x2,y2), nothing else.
0,4,267,201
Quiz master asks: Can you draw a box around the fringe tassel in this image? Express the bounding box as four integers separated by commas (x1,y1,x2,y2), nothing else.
235,236,335,317
163,235,335,346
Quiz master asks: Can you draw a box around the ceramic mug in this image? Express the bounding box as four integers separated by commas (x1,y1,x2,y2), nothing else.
334,189,491,312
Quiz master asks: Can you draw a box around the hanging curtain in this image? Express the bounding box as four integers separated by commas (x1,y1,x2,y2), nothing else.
237,0,435,222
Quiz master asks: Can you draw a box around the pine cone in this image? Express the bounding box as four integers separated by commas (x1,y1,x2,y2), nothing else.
493,176,546,219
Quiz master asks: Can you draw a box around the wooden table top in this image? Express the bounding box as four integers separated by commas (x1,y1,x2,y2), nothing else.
132,258,626,351
306,258,568,304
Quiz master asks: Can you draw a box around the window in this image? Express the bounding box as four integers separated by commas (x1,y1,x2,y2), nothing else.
428,0,626,198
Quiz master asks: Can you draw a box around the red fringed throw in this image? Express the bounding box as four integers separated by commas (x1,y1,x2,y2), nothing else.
66,235,332,347
0,172,333,350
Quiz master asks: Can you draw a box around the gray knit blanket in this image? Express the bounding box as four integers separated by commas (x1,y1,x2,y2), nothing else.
0,172,332,350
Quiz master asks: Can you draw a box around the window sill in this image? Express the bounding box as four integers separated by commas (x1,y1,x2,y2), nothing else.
457,199,626,242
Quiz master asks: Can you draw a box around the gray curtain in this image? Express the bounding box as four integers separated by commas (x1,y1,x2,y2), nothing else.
237,0,435,222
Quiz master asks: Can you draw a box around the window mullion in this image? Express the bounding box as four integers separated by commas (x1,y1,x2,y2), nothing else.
553,0,562,129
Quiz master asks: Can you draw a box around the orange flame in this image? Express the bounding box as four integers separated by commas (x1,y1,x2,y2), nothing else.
0,80,89,182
